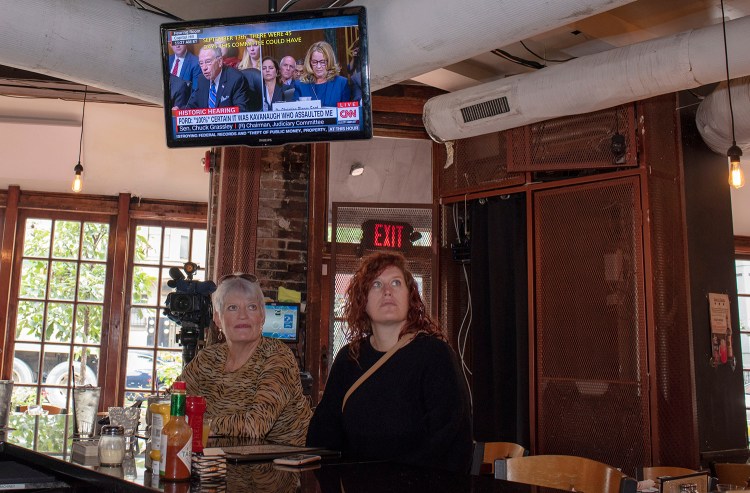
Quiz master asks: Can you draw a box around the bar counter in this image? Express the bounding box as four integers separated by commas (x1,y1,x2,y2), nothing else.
0,438,572,493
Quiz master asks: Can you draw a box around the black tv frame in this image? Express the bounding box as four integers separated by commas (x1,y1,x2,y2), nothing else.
160,6,371,148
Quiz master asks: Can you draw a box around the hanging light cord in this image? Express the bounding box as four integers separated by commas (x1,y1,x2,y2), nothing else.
77,86,87,163
720,0,737,145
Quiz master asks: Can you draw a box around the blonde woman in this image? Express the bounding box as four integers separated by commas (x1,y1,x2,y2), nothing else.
237,36,262,70
293,41,350,106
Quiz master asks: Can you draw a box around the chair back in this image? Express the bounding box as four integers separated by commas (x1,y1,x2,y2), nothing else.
495,455,637,493
481,442,526,474
713,462,750,488
641,466,698,480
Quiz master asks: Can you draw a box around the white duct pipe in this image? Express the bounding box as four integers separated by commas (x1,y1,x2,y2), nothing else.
696,77,750,155
423,15,750,143
0,0,638,105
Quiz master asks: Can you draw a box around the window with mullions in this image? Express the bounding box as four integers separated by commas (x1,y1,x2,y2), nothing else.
736,259,750,442
8,217,109,453
123,223,207,406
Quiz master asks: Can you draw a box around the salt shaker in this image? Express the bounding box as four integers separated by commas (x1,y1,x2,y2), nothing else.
99,424,125,466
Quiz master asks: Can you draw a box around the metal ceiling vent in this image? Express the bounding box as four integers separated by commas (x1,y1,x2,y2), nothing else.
460,96,510,123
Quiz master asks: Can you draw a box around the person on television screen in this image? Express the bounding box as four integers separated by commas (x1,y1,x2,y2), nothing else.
181,45,258,112
279,55,296,86
293,41,350,107
347,42,363,102
220,43,241,68
261,57,284,111
294,59,304,80
168,42,201,93
306,252,473,473
179,273,311,445
237,36,262,70
169,74,191,109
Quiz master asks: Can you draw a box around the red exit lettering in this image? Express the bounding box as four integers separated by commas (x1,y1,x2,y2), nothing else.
373,223,404,248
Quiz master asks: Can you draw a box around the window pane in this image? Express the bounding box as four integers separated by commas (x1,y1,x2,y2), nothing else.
129,307,158,348
134,226,162,264
49,261,78,300
45,302,74,343
163,228,191,265
19,260,48,299
739,296,750,334
16,301,45,341
52,221,81,259
192,230,207,267
75,304,103,345
738,260,750,295
156,351,182,391
23,219,52,257
73,345,100,385
132,266,159,305
81,223,109,261
13,343,40,383
158,318,180,348
126,349,154,391
34,415,69,454
78,263,106,302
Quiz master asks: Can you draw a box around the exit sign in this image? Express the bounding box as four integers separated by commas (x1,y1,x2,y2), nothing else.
361,220,414,251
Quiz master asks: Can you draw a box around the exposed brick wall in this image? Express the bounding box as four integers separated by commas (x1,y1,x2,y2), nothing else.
255,144,310,301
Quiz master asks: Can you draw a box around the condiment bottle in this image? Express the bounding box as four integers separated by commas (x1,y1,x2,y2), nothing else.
149,398,171,473
98,425,125,466
185,396,206,454
160,381,192,481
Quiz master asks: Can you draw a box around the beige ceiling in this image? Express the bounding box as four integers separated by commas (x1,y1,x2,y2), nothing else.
1,0,749,234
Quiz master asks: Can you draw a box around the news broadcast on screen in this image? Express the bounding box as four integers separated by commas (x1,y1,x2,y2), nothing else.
160,6,371,148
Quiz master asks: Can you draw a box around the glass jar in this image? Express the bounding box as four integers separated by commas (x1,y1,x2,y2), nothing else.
99,424,125,466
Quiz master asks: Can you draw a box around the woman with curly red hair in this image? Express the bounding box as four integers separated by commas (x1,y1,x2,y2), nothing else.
306,252,472,473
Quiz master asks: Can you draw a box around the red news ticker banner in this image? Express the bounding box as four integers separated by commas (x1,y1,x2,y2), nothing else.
173,107,240,117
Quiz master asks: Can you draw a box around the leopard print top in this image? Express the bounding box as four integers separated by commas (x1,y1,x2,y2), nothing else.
179,337,311,446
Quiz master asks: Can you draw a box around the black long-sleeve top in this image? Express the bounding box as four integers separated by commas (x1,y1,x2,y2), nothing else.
306,334,473,474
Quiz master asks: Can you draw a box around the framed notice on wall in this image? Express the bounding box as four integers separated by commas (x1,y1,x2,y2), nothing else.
708,292,735,369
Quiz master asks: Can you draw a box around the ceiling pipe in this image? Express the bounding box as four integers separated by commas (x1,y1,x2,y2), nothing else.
696,76,750,155
423,15,750,143
0,0,638,105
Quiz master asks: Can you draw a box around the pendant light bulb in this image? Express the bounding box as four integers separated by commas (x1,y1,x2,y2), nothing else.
72,162,84,193
728,144,744,189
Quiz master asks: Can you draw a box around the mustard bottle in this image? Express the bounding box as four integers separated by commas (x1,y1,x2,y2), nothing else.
149,400,171,475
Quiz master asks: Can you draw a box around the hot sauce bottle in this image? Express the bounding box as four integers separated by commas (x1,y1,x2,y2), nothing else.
160,381,192,481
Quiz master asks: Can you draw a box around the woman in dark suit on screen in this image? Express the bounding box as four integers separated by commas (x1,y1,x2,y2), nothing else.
261,57,284,111
293,41,350,107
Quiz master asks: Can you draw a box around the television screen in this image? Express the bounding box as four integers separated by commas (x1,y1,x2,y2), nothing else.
262,302,300,342
160,6,371,148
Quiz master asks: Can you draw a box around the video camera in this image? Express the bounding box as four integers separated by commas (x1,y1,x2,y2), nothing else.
163,262,216,366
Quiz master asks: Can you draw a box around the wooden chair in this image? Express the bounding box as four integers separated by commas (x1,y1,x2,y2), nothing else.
16,404,65,415
713,463,750,488
472,441,526,475
495,455,637,493
640,466,698,480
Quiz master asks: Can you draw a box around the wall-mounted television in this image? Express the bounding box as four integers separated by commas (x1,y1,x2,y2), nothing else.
159,6,371,148
262,302,300,343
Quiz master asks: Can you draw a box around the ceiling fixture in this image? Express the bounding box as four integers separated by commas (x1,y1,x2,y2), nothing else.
350,163,365,176
72,85,87,193
720,0,744,189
